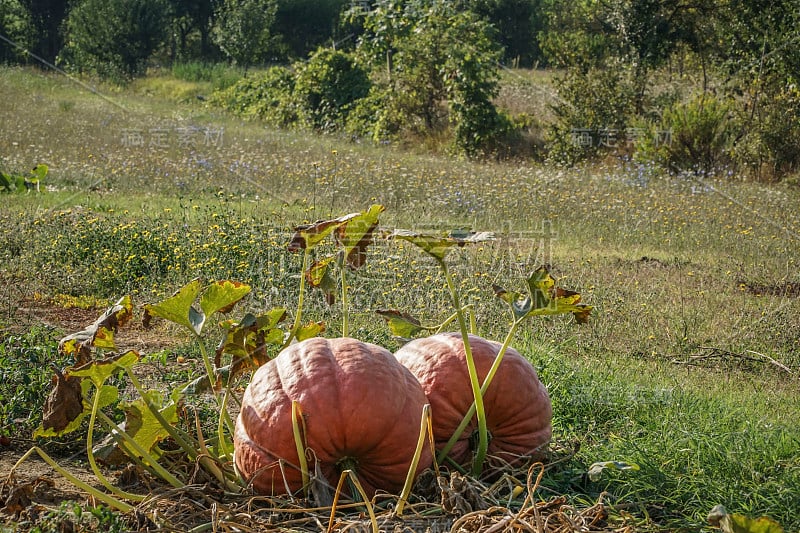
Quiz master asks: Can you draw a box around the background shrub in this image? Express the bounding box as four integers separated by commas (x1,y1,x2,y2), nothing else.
547,63,637,165
646,93,732,175
209,66,297,126
171,61,244,90
60,0,170,82
292,48,370,132
732,83,800,181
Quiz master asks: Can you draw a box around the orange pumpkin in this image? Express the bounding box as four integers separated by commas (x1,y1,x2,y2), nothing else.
235,337,431,496
394,333,551,473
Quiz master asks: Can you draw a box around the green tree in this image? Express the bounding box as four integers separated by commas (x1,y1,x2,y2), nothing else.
712,0,800,179
354,0,507,155
538,0,621,70
0,0,34,63
212,0,278,68
62,0,170,80
168,0,219,60
21,0,68,63
459,0,543,67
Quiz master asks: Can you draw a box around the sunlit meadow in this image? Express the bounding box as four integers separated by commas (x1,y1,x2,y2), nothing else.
1,66,799,530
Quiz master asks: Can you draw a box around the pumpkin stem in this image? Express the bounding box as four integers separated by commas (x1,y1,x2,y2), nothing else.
468,428,492,453
285,248,310,350
396,403,431,516
335,456,360,474
440,258,489,477
335,456,362,502
437,318,521,466
292,401,310,497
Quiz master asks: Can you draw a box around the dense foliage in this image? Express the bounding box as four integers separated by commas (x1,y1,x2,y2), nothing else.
2,0,799,169
212,0,279,68
1,59,799,526
60,0,169,80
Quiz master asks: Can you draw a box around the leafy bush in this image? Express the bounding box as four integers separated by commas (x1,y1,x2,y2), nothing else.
441,19,512,157
345,85,402,142
637,93,732,175
547,64,637,165
732,83,800,181
0,0,34,63
212,0,279,68
451,101,516,158
354,0,507,156
208,66,298,126
292,48,370,132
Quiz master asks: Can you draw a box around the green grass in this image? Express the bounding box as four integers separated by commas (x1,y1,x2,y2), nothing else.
0,327,65,439
1,66,799,531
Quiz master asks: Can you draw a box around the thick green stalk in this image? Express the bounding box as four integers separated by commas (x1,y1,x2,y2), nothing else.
437,318,522,464
434,304,474,334
96,411,184,488
217,388,235,459
346,471,378,532
196,338,236,441
86,385,146,502
12,447,133,513
477,318,523,402
284,248,310,350
126,367,240,491
327,470,377,533
193,409,242,492
197,335,217,400
291,401,310,496
340,254,349,337
440,259,488,477
396,404,431,516
125,368,197,457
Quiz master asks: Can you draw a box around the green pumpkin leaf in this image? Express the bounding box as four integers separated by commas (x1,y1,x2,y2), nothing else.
144,279,204,335
527,267,555,309
145,279,250,336
297,321,325,341
30,163,48,183
587,460,639,482
287,212,360,252
496,267,593,324
59,295,133,362
70,350,140,388
306,255,339,306
0,172,13,192
334,204,385,269
199,280,251,320
391,229,494,261
217,308,287,367
375,309,427,338
708,505,784,533
306,256,337,288
119,390,180,458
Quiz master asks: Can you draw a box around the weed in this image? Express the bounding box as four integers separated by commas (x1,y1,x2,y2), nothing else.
0,327,66,439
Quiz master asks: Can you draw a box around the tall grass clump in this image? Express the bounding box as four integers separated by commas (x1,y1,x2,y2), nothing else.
171,60,243,90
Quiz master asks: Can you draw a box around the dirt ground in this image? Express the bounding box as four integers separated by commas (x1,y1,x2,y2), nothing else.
1,297,192,526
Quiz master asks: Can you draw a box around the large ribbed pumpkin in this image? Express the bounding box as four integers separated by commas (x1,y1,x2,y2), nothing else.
394,333,551,472
234,337,432,496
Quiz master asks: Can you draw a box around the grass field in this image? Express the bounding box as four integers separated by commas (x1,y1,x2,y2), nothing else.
1,66,799,531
